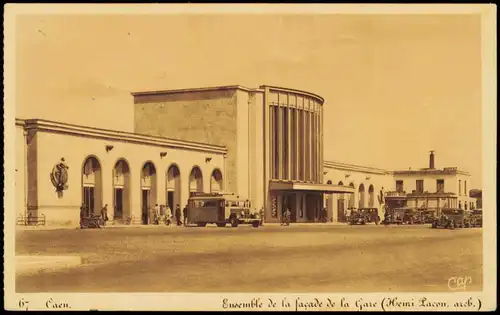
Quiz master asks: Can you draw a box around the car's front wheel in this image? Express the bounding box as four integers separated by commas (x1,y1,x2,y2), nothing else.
448,221,455,230
230,216,239,227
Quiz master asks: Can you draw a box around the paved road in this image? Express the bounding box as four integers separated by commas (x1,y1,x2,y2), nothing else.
16,225,482,293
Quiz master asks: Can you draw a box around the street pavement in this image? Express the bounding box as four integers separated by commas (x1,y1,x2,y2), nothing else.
15,224,482,293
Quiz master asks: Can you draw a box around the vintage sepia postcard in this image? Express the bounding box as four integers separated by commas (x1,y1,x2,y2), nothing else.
3,3,497,312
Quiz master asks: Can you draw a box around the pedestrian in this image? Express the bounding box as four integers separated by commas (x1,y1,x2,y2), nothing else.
153,204,160,225
79,203,86,228
101,204,109,227
284,207,291,226
322,207,328,223
183,205,188,226
165,204,172,226
259,207,264,226
175,204,182,226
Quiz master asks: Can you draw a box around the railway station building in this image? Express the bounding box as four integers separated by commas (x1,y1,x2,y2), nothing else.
14,85,474,227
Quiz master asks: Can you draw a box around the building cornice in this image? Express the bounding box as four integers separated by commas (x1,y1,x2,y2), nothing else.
261,85,325,104
324,160,470,177
131,85,264,97
323,160,391,175
393,169,471,176
15,118,25,127
18,118,228,155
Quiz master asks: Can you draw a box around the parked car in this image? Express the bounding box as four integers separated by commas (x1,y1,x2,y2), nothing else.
432,208,470,229
404,208,424,224
422,209,438,224
470,209,483,228
349,210,367,225
388,207,420,225
357,208,381,225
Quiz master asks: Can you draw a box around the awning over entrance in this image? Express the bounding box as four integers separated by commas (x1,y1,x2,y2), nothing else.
269,181,355,194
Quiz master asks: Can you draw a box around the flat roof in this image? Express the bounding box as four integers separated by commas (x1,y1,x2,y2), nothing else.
18,118,227,155
131,85,260,97
131,84,325,104
269,180,355,194
393,169,470,176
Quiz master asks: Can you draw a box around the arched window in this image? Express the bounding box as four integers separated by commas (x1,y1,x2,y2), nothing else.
210,169,223,193
358,184,365,208
82,156,102,217
189,166,203,196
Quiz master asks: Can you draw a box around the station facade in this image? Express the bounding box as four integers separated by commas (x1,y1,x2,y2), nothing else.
14,85,474,227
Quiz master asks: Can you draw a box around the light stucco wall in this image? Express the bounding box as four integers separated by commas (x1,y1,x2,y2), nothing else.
31,130,225,226
248,91,265,211
15,125,26,220
134,89,238,195
323,166,392,222
393,172,472,208
234,89,266,210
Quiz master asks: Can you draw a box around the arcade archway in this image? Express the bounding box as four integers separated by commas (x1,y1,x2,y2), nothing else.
358,184,365,208
166,164,181,212
82,156,102,217
368,185,375,207
210,169,223,193
141,161,157,225
189,166,204,196
113,159,131,222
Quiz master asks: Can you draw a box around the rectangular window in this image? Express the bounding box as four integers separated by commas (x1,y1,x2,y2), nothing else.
283,108,288,179
436,179,445,192
305,112,310,181
459,180,462,196
291,109,297,180
273,107,280,179
464,181,467,196
298,110,304,181
416,180,424,194
396,180,404,192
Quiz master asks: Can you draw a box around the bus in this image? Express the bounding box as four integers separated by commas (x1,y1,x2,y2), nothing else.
187,193,261,228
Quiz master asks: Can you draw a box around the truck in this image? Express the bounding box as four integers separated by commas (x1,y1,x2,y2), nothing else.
187,192,261,228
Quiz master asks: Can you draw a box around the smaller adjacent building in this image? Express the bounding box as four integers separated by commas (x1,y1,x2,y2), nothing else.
469,189,482,209
385,151,474,212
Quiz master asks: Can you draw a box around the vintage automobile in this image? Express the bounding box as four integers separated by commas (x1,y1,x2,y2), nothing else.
187,193,261,228
432,208,470,229
359,208,381,225
421,209,438,224
349,209,367,225
404,208,424,224
469,209,483,228
348,208,380,225
387,207,419,225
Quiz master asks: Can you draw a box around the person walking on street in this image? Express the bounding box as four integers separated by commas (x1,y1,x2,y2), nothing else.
259,207,265,226
286,207,292,226
175,205,182,226
165,205,173,226
80,203,86,228
281,207,291,226
153,204,160,225
183,205,188,226
322,207,328,223
101,204,109,227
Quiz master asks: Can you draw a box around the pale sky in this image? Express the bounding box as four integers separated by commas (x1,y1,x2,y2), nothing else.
15,14,483,187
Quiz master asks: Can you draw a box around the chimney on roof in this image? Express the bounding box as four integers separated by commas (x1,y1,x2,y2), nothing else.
429,150,435,169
